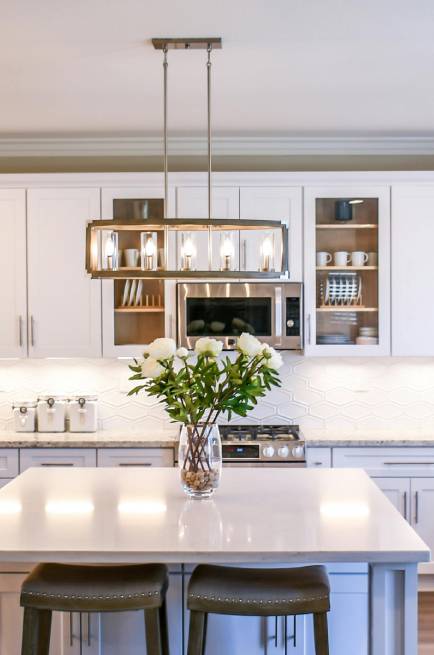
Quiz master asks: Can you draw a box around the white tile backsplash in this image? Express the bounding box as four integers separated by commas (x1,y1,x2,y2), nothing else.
2,355,434,434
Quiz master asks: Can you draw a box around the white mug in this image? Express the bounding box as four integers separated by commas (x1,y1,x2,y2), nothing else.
334,251,351,266
124,249,139,267
316,251,332,266
367,252,378,266
351,251,369,266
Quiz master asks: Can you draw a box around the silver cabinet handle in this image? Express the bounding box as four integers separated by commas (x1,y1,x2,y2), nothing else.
403,491,408,520
307,314,312,345
274,286,282,340
87,612,91,647
119,462,152,467
41,462,74,467
30,316,35,347
242,239,247,270
18,316,23,347
415,491,419,524
384,462,434,466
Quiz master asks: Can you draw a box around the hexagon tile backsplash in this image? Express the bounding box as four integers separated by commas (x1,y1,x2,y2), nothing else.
2,355,434,433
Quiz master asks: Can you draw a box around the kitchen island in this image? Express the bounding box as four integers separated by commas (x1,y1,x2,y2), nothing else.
0,467,428,655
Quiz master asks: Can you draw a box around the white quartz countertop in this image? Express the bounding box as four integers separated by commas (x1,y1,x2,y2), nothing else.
0,430,178,448
0,467,428,564
303,428,434,447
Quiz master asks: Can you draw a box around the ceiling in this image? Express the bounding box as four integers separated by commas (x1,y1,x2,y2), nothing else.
1,0,434,139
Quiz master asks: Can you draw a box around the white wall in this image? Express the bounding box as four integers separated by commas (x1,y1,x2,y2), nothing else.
2,355,434,434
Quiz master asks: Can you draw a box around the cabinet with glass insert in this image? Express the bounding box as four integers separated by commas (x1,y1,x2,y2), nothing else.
304,186,390,356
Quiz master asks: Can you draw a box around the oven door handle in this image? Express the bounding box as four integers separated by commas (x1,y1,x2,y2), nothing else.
274,286,282,343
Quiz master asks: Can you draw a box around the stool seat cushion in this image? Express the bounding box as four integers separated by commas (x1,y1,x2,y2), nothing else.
188,564,330,617
21,563,168,612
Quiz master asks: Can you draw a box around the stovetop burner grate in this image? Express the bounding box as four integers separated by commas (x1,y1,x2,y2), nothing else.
219,425,300,442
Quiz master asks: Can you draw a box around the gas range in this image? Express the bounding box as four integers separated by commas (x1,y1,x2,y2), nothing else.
220,425,305,465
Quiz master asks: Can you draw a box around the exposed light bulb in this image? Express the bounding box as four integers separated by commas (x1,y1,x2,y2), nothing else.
220,235,234,271
104,233,117,270
181,235,196,271
105,237,115,257
144,236,156,257
260,236,274,272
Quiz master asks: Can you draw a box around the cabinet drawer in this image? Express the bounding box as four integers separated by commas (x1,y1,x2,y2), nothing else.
97,448,174,468
0,450,18,478
306,448,331,468
333,447,434,476
19,448,96,472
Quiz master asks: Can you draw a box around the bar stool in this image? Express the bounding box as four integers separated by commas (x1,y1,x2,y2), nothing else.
20,562,169,655
187,564,330,655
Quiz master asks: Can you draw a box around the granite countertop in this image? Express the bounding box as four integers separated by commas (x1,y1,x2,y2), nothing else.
0,467,428,564
0,430,179,449
303,428,434,447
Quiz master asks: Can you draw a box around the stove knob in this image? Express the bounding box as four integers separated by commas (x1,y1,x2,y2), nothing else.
291,446,304,458
277,445,290,458
262,445,275,458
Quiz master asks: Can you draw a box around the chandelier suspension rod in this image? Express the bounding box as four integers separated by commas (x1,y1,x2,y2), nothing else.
207,43,212,221
163,44,169,269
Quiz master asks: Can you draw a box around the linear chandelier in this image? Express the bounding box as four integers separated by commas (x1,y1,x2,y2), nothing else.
85,37,289,279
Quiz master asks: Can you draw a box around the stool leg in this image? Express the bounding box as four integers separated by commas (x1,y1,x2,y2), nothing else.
21,607,52,655
313,613,329,655
144,608,163,655
159,600,170,655
187,610,206,655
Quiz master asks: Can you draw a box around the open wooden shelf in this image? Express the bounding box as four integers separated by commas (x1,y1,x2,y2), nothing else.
317,306,378,312
316,224,378,230
316,266,378,271
115,307,165,313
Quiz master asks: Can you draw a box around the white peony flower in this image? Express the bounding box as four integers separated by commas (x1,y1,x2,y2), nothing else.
176,347,189,359
141,357,164,379
261,344,283,370
195,337,223,358
237,332,263,357
148,338,176,361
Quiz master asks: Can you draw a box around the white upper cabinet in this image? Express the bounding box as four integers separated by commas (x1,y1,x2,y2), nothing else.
175,186,239,271
304,185,390,356
239,187,302,280
391,185,434,355
0,190,27,358
27,188,101,358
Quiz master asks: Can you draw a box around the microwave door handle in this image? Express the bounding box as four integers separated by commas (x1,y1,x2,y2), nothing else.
274,287,282,344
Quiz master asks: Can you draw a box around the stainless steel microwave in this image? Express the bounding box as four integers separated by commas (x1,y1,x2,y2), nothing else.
177,282,303,350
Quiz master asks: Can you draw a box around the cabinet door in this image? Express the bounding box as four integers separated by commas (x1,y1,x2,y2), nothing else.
411,478,434,553
101,186,174,357
239,187,302,280
371,477,410,519
392,185,434,355
304,185,390,356
0,189,27,357
97,447,174,467
175,187,239,271
20,448,97,472
27,188,101,357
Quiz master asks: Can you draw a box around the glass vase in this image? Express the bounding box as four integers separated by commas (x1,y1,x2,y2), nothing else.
178,424,222,499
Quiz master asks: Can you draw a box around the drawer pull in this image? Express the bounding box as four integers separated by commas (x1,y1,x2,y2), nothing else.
40,462,74,467
119,462,152,467
383,462,434,466
415,491,419,524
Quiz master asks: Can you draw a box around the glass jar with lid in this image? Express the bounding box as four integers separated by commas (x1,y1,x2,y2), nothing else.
12,400,37,432
37,395,67,433
68,395,98,433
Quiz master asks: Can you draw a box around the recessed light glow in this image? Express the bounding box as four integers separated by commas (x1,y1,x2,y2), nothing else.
320,502,369,519
45,501,94,515
0,500,22,514
118,500,167,515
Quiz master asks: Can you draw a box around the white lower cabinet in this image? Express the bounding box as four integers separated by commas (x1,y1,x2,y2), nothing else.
97,448,174,468
20,448,97,472
371,477,410,519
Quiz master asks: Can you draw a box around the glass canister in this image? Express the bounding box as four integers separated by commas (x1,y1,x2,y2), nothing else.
12,400,37,432
178,424,222,499
68,395,98,433
37,395,67,433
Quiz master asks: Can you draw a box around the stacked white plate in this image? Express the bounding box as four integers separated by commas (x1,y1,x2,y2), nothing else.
317,334,354,345
357,326,378,345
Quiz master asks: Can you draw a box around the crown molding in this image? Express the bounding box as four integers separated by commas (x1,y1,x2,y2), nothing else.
1,135,434,157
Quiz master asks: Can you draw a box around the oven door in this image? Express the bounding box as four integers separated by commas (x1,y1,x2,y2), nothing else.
177,282,302,350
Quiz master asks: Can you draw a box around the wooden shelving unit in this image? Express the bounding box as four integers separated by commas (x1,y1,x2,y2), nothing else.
316,224,378,230
115,307,164,313
316,306,378,312
316,266,378,271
